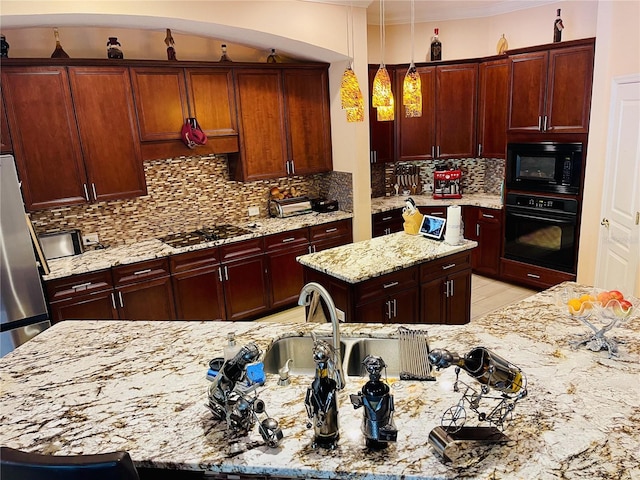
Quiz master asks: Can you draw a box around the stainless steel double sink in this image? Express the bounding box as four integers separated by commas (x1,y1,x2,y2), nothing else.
262,336,402,377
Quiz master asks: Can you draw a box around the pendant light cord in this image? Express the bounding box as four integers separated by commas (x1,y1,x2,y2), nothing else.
410,0,415,65
379,0,385,66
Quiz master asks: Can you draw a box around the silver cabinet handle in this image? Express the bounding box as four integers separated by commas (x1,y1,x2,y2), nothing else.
478,143,482,156
392,298,397,318
111,292,117,310
282,237,296,243
91,183,97,201
450,279,454,297
224,266,229,281
538,116,542,131
445,280,450,297
432,211,445,216
431,146,435,158
482,213,495,219
527,273,541,279
133,269,152,275
118,291,124,308
442,263,456,270
325,228,338,233
386,300,392,320
476,224,480,237
382,216,393,221
71,282,92,290
218,267,223,282
83,184,90,202
543,116,548,131
383,281,399,289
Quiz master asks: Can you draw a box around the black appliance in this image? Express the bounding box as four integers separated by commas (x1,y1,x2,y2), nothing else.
506,142,583,195
504,193,579,274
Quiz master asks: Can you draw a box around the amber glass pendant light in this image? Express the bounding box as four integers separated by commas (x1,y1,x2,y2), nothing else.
372,0,394,118
340,4,365,122
403,0,422,117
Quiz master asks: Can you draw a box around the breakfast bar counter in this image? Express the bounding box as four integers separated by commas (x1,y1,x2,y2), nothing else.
1,283,639,479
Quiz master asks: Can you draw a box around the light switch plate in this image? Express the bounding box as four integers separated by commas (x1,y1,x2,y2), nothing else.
248,206,260,216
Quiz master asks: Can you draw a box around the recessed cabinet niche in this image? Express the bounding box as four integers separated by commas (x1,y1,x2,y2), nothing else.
1,66,146,210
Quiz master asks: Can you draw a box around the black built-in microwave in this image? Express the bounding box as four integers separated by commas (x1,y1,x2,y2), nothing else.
506,142,583,195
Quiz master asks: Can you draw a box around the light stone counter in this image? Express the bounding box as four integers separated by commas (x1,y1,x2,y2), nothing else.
1,282,638,479
43,211,353,281
371,193,503,214
297,231,477,283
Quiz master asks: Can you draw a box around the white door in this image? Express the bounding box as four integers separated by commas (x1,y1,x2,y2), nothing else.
595,74,640,296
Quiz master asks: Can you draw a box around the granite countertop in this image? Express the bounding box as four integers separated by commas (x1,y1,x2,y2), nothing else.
371,193,503,214
1,282,638,479
43,211,353,281
297,232,477,283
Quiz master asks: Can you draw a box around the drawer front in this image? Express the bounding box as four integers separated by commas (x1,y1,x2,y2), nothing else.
420,252,471,281
418,206,448,218
309,220,352,242
356,267,419,305
477,207,502,224
372,209,403,225
112,258,170,286
500,258,574,289
264,228,309,251
45,270,113,301
219,237,264,262
169,247,219,274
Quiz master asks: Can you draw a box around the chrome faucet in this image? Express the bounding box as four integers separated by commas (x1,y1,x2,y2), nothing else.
297,282,345,390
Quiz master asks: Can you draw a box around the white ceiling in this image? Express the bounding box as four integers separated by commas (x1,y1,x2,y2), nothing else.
304,0,561,25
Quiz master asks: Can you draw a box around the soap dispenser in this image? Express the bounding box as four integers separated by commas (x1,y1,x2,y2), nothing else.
224,332,242,361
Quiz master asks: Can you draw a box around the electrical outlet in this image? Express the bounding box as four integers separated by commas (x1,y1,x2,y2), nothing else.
248,206,260,217
82,233,99,246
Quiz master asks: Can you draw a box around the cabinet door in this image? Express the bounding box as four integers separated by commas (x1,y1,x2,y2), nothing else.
268,243,309,310
234,69,287,180
420,277,446,324
372,209,403,237
368,66,394,163
283,68,332,175
116,277,176,320
545,45,594,133
185,68,237,137
172,266,226,321
130,67,188,141
68,67,146,202
447,269,471,325
392,288,420,323
49,291,118,323
222,256,270,321
477,59,508,158
355,298,388,323
475,210,502,276
396,66,436,161
508,51,548,132
2,66,88,210
1,93,12,153
436,63,478,159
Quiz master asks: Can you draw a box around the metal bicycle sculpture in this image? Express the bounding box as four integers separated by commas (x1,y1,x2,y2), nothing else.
429,347,527,433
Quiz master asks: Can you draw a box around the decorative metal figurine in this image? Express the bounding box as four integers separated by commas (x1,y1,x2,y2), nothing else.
207,342,283,448
107,37,123,59
165,29,177,61
350,355,398,449
427,346,527,462
304,333,342,449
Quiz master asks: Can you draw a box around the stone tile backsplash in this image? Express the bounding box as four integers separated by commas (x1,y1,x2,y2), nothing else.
30,155,352,248
373,157,505,197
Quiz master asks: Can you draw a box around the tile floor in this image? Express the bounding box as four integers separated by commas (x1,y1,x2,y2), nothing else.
259,275,537,323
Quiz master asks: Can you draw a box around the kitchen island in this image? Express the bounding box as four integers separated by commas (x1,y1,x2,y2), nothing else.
1,282,638,479
298,232,478,324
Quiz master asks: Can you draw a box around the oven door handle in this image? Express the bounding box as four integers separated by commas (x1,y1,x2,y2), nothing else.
508,211,575,224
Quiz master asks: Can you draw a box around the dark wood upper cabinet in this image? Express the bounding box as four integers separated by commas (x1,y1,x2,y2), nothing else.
508,42,594,134
68,66,146,202
185,68,237,137
1,92,12,154
436,62,478,159
396,66,436,161
1,66,88,210
368,65,395,163
282,68,332,175
396,63,476,161
477,59,509,158
233,68,288,180
130,67,189,141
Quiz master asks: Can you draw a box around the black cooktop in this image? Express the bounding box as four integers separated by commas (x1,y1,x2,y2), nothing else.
160,224,251,248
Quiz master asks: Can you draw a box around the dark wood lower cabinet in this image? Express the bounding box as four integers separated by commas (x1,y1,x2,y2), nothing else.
222,254,270,321
268,243,309,310
172,266,226,321
421,267,471,325
116,276,176,321
355,287,419,323
48,289,118,322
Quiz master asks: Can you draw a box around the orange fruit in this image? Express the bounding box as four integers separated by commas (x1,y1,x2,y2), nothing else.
579,294,596,304
567,298,582,314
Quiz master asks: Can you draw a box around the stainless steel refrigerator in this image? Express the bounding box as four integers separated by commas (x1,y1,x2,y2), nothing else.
1,154,50,357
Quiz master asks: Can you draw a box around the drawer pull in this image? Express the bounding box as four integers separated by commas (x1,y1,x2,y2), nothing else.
527,273,541,279
442,263,456,270
432,211,445,216
110,292,116,310
71,282,92,290
325,227,338,233
118,291,124,308
133,269,152,275
383,281,399,289
482,213,495,219
382,216,393,221
282,237,296,243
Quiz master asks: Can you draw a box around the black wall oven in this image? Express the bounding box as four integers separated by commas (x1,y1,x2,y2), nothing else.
506,142,583,195
504,193,579,274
